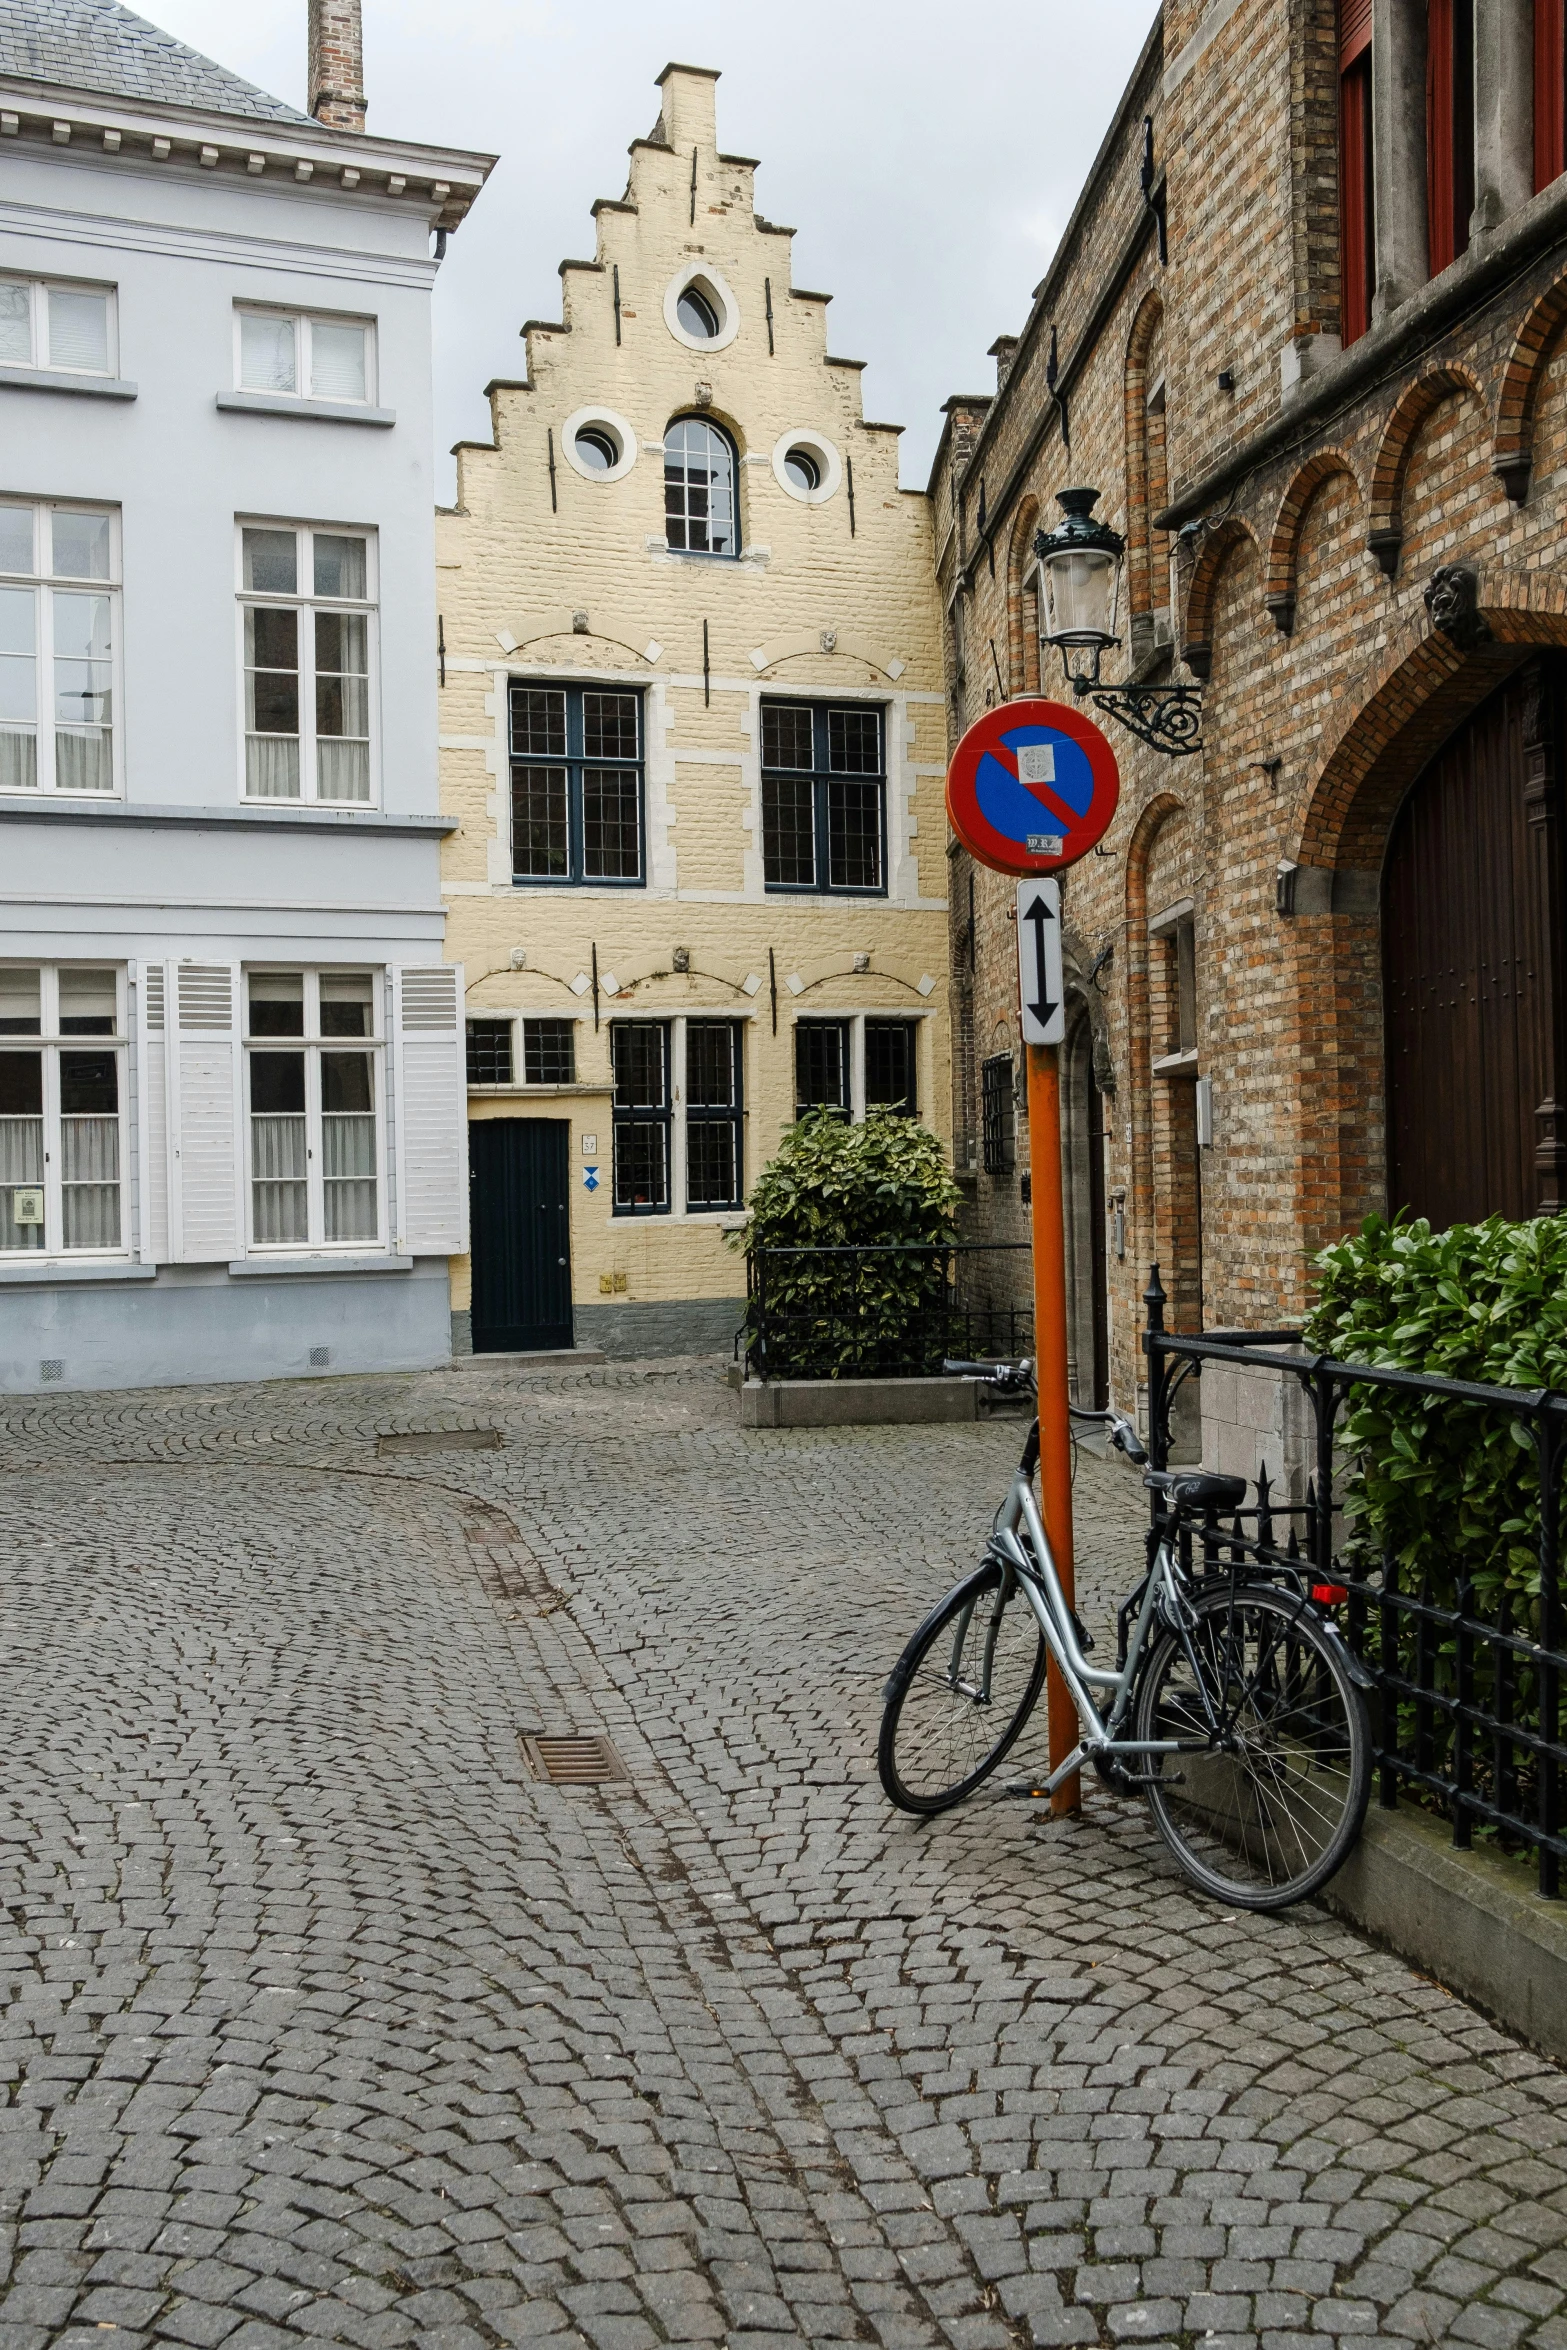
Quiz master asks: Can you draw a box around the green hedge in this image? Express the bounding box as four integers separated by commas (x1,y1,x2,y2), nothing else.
1302,1213,1567,1854
730,1111,960,1378
1303,1212,1567,1611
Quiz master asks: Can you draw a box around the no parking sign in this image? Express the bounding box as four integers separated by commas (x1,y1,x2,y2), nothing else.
945,697,1119,878
944,697,1121,1815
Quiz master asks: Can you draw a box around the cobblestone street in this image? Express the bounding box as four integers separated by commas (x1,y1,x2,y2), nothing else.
0,1356,1564,2350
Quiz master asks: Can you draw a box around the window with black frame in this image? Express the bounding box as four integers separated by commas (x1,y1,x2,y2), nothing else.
522,1018,575,1084
685,1022,744,1209
795,1018,849,1120
761,700,885,894
612,1020,670,1214
510,682,643,885
865,1020,918,1116
981,1054,1016,1175
465,1018,512,1085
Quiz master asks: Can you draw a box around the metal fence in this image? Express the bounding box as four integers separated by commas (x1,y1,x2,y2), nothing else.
741,1242,1033,1382
1143,1268,1566,1900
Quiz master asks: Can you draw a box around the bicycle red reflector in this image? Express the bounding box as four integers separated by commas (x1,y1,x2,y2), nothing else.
1312,1583,1348,1604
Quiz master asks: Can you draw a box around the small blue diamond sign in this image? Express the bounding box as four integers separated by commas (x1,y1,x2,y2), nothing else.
583,1165,599,1192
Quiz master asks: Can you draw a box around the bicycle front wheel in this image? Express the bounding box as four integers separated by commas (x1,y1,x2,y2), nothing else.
878,1561,1047,1815
1132,1580,1371,1910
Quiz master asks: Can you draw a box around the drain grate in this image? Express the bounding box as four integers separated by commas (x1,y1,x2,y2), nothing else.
377,1427,502,1457
521,1732,628,1786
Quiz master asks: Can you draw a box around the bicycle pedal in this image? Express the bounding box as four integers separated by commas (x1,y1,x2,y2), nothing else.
1001,1780,1054,1799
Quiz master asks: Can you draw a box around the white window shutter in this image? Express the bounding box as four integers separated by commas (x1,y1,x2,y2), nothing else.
393,963,468,1255
169,961,243,1263
135,960,171,1264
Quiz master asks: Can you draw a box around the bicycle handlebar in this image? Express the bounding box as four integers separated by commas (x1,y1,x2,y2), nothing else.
941,1364,1149,1465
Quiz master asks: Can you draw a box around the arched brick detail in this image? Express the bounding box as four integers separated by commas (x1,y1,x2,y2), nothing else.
1122,791,1186,1320
1365,364,1486,573
1289,565,1567,1262
1263,448,1360,633
1297,562,1567,869
1004,494,1041,695
1180,516,1257,679
1493,267,1567,504
1124,289,1166,626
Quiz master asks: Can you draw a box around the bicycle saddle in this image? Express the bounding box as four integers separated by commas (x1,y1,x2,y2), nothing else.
1144,1467,1248,1511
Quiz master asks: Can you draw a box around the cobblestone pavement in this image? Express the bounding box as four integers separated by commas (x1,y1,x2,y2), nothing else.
0,1357,1564,2350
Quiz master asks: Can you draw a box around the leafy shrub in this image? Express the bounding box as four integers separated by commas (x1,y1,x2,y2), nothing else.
1303,1213,1567,1856
1304,1211,1567,1610
730,1110,960,1378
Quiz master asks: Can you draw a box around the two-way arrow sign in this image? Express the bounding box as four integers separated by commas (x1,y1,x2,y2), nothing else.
1016,878,1065,1046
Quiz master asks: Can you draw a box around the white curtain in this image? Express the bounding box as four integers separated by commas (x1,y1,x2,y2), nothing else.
61,1115,119,1248
323,1113,376,1239
251,1113,307,1242
245,736,300,798
0,1115,44,1250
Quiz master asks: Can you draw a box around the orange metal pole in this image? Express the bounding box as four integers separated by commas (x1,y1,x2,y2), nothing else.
1026,1039,1079,1816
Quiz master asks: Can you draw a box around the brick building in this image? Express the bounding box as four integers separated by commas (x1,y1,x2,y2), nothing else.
935,0,1567,1467
437,65,947,1359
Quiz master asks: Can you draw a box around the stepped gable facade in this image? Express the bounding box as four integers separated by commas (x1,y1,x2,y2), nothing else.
935,0,1567,1464
438,65,947,1360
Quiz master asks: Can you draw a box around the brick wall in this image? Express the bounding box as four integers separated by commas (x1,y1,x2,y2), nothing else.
934,0,1567,1465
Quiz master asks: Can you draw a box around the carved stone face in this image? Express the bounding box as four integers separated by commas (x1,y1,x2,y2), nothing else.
1424,564,1478,639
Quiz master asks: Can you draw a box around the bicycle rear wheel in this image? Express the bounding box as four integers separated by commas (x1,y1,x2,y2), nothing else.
1132,1580,1370,1910
878,1561,1048,1815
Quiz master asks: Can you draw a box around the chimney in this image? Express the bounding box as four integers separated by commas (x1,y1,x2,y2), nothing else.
308,0,366,133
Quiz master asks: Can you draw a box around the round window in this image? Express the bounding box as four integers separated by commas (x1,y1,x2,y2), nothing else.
676,284,721,341
573,424,620,473
783,446,821,495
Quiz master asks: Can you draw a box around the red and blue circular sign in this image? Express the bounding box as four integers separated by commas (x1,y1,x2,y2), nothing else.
946,697,1120,877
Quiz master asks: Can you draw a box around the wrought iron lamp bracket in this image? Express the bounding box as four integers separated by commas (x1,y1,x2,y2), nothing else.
1057,642,1204,757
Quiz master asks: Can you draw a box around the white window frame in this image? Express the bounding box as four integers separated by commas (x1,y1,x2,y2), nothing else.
792,1010,931,1126
0,275,117,377
235,519,380,808
242,968,387,1256
0,962,130,1262
233,305,377,405
0,498,123,798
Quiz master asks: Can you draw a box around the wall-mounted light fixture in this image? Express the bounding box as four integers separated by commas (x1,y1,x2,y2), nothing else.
1034,489,1204,757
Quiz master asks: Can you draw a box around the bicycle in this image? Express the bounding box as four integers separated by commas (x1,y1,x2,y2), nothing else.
877,1361,1374,1911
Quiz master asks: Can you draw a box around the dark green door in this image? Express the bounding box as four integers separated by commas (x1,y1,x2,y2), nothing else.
469,1119,573,1353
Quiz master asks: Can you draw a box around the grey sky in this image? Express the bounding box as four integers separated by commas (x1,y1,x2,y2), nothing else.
146,1,1159,499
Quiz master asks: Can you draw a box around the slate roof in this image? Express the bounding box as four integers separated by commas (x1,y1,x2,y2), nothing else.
0,0,313,123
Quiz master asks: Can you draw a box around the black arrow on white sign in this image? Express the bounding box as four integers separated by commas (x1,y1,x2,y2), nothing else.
1021,890,1057,1029
1015,877,1065,1045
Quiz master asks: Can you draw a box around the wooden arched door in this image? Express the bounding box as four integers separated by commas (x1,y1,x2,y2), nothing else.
1382,660,1566,1227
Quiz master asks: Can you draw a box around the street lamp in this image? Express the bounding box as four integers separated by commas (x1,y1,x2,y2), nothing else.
1034,488,1203,757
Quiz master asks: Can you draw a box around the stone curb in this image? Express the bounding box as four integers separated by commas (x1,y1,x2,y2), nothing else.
1321,1798,1567,2065
738,1374,979,1426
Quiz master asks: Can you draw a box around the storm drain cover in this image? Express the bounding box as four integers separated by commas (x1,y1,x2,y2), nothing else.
521,1732,628,1785
377,1427,502,1456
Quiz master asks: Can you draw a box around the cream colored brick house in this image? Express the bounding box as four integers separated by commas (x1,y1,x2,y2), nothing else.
438,64,948,1356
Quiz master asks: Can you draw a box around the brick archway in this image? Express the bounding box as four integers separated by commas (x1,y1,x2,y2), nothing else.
1493,264,1567,503
1264,449,1361,634
1365,363,1486,575
1290,568,1567,1263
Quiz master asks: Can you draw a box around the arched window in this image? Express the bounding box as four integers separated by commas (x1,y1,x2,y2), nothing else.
664,417,738,558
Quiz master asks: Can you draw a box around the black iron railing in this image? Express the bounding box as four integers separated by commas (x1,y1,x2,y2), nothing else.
741,1242,1033,1382
1143,1266,1566,1899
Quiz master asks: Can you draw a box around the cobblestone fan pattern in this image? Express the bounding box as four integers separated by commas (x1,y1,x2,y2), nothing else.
0,1360,1564,2350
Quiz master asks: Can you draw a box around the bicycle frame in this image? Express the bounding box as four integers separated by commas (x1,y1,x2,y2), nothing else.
979,1461,1212,1792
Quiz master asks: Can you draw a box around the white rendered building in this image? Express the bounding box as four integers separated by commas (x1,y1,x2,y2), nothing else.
0,0,491,1391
